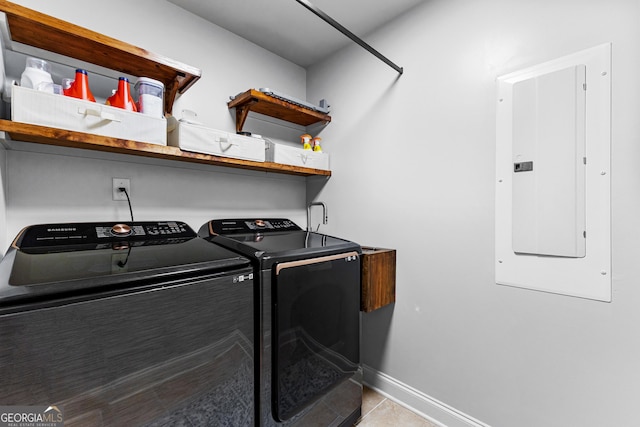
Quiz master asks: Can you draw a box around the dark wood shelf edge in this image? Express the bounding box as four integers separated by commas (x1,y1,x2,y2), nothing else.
228,89,331,132
0,120,332,177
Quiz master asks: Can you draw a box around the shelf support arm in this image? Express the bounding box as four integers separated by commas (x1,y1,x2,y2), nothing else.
294,0,403,75
165,78,181,115
235,102,254,133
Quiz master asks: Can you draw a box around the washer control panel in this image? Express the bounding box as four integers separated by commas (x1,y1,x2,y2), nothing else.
208,218,301,235
95,222,190,239
17,221,195,249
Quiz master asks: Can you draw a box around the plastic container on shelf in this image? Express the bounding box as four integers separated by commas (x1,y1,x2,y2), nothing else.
20,57,54,92
106,77,137,111
134,77,164,117
64,69,96,102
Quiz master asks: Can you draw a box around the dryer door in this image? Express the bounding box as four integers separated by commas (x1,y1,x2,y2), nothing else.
272,251,360,422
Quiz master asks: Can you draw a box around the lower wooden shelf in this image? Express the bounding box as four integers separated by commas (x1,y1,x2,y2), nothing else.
0,120,332,177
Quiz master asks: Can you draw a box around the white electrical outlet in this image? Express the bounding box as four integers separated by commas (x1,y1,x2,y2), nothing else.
112,178,131,201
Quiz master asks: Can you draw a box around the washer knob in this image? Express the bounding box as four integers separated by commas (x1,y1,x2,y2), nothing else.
111,223,132,236
254,219,266,228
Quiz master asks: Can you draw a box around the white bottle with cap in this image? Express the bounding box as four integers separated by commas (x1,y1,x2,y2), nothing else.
20,57,54,92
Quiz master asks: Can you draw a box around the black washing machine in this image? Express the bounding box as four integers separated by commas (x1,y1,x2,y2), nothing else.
199,218,362,427
0,221,255,426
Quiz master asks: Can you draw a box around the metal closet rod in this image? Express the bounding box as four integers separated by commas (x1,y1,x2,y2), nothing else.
294,0,404,75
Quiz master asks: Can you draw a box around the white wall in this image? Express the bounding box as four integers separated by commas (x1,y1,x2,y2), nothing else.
307,0,640,426
0,0,309,249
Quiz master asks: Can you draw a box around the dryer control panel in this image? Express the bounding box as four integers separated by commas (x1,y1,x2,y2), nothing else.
208,218,301,235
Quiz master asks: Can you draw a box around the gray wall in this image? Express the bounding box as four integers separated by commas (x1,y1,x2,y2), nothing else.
0,0,309,249
307,0,640,426
3,0,640,426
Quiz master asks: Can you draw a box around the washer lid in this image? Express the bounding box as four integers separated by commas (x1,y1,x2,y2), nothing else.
221,230,356,254
200,219,360,263
0,221,251,309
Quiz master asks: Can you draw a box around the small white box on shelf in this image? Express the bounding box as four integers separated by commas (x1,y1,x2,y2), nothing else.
10,85,167,145
265,140,330,170
167,120,265,162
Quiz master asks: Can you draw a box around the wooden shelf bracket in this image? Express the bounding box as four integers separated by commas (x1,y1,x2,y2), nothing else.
235,101,256,133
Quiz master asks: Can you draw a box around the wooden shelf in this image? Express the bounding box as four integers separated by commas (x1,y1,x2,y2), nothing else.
228,89,331,132
0,120,332,177
0,0,201,114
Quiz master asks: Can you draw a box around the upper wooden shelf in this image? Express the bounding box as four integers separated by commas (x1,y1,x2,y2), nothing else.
0,4,331,178
0,0,201,114
228,89,331,132
0,120,331,177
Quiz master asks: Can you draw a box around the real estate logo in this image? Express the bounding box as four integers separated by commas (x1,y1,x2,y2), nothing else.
0,406,63,427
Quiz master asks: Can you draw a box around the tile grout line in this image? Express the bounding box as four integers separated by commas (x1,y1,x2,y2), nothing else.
358,397,388,423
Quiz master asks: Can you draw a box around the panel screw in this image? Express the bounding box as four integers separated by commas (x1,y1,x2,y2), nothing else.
601,171,607,175
601,71,607,76
601,270,607,275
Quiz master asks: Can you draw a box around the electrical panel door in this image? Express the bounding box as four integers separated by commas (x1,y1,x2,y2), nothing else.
511,65,586,258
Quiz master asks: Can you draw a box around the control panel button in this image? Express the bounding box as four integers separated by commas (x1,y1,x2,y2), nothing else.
111,224,132,236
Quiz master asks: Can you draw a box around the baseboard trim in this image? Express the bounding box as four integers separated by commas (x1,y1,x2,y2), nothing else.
362,365,491,427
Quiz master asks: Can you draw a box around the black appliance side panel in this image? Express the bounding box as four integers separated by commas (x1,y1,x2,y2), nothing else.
0,270,254,427
272,253,361,422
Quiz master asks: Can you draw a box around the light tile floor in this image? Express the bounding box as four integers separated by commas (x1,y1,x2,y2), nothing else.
355,386,439,427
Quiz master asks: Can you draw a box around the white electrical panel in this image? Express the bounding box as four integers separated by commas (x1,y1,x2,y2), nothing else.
496,44,611,302
511,65,586,258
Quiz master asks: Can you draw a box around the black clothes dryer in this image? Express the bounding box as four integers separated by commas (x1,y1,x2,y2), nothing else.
0,221,255,426
199,218,362,427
